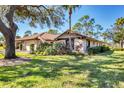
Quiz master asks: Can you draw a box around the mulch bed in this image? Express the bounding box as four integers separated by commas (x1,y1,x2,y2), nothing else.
0,57,32,66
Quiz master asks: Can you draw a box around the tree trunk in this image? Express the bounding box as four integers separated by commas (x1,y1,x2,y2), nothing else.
68,35,73,51
68,8,73,51
120,40,123,48
0,6,17,59
4,31,17,59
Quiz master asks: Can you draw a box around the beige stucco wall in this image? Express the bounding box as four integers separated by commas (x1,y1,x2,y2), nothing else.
22,40,41,52
74,38,105,53
90,41,94,47
89,41,101,47
74,38,87,53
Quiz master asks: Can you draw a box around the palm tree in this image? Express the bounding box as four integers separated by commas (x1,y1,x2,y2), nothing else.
63,5,80,51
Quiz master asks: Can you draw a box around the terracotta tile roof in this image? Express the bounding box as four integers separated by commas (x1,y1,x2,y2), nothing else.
15,32,60,41
40,33,60,41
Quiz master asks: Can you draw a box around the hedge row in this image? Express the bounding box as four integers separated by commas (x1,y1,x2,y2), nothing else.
87,45,111,55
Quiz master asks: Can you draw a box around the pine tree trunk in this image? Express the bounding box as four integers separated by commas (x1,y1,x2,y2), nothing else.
4,31,17,59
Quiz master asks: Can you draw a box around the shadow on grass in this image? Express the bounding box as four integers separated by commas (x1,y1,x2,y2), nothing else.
0,51,124,87
96,50,114,56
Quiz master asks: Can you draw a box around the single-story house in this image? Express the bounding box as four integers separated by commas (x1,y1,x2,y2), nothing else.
15,32,60,52
55,30,110,53
15,30,110,53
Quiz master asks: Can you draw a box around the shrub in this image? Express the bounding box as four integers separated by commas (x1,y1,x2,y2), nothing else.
19,44,23,50
30,44,35,54
101,45,110,52
43,46,57,55
88,45,111,55
36,42,67,55
36,42,52,54
52,43,68,55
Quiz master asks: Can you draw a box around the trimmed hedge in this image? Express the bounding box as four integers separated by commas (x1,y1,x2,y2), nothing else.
87,45,111,55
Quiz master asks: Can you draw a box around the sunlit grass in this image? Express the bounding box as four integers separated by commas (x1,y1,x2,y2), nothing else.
0,51,124,88
0,46,4,50
0,54,4,58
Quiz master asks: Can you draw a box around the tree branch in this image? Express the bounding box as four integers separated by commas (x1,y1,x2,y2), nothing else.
5,5,18,32
32,5,51,15
32,5,47,10
0,18,9,36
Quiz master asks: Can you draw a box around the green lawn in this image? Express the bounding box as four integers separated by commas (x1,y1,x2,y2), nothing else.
0,46,4,50
0,51,124,88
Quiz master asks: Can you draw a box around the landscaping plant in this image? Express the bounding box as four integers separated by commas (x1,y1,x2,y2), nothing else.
88,45,111,55
36,42,66,55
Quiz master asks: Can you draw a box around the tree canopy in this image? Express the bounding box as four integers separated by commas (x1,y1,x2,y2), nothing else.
114,17,124,44
24,30,32,37
72,15,104,39
47,29,59,34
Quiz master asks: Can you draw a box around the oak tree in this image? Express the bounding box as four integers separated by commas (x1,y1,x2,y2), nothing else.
0,5,65,59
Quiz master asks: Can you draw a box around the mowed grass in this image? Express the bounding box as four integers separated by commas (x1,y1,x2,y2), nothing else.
0,51,124,88
0,46,4,50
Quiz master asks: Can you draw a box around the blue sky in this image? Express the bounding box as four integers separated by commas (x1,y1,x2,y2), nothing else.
17,5,124,36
